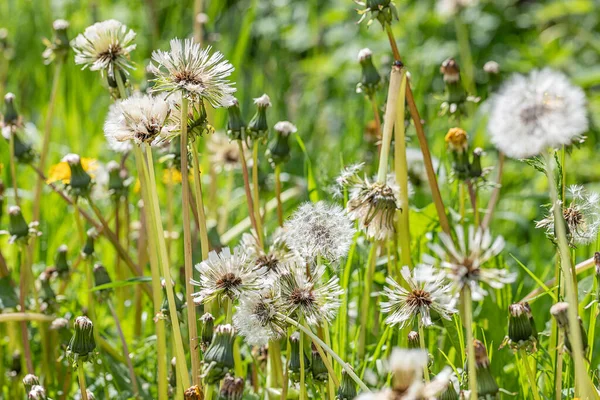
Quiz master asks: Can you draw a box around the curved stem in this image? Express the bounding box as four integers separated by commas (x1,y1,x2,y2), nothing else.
279,314,370,393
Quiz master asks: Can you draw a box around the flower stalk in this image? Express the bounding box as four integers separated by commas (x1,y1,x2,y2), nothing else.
462,287,477,400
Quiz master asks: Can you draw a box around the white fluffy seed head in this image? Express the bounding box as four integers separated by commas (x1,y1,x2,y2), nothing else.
487,68,588,159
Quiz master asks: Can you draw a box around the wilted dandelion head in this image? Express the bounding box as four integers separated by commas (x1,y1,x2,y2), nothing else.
346,174,402,240
233,290,287,346
284,201,355,263
72,19,136,79
207,131,243,172
488,69,588,159
279,262,344,326
381,265,457,329
191,246,262,304
104,93,172,146
427,225,515,301
536,185,600,246
445,127,468,153
241,229,299,281
149,38,235,106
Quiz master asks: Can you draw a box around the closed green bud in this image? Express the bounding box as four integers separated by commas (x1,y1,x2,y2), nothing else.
336,367,357,400
439,379,459,400
219,374,244,400
407,331,420,349
39,269,56,310
356,48,380,98
469,148,483,178
186,101,212,138
161,280,185,319
226,98,246,141
289,332,309,382
508,303,535,347
200,312,215,352
3,94,35,164
50,317,71,346
55,244,70,277
107,160,128,198
93,263,112,299
473,340,499,398
522,302,537,341
67,316,96,365
357,0,397,27
311,343,328,382
42,19,70,64
62,154,92,197
202,324,236,384
267,121,296,166
107,69,129,92
247,94,271,142
82,228,97,258
3,92,19,125
440,58,468,117
22,374,40,392
8,205,29,240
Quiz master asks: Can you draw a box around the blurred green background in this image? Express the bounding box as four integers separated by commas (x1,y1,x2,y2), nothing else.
2,0,600,397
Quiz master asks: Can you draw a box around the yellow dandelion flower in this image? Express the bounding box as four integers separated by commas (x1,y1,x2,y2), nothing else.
162,167,183,185
444,127,468,153
47,158,97,184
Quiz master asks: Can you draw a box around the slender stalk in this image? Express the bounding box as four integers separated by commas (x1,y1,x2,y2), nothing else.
132,146,169,400
142,144,191,389
33,59,63,222
0,313,54,323
16,245,33,374
519,349,541,400
462,287,477,400
312,325,340,387
377,66,403,183
190,145,210,262
369,94,382,153
417,320,430,382
225,296,233,324
77,363,89,400
275,164,283,227
384,23,450,235
193,0,204,43
454,14,475,94
481,152,504,230
108,300,140,398
237,141,262,245
179,96,201,387
279,314,370,392
358,244,378,358
299,326,306,400
218,169,234,234
393,72,412,268
8,131,20,207
252,141,264,245
543,151,596,399
281,331,291,400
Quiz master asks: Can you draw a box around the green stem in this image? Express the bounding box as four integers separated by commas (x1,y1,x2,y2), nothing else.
218,169,234,234
358,243,378,358
393,72,411,268
0,313,54,323
454,14,475,94
519,349,541,400
237,141,262,246
108,300,140,398
279,314,370,393
544,151,597,399
77,363,89,400
299,326,306,400
179,95,201,387
417,319,430,382
376,65,403,183
275,164,283,227
8,131,20,207
462,287,477,400
252,141,264,245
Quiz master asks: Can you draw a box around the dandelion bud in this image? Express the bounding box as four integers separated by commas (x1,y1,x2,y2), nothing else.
8,205,29,240
267,121,297,166
440,58,460,84
55,244,70,277
51,317,71,345
439,379,460,400
82,228,97,258
357,0,396,28
39,269,57,310
184,385,202,400
550,302,569,329
3,92,19,125
27,385,48,400
62,154,92,196
522,302,538,340
336,367,357,400
445,128,469,180
507,303,535,350
22,374,40,392
67,316,96,365
390,348,427,392
160,280,185,319
202,324,236,384
107,160,128,197
311,343,328,382
10,350,21,378
483,61,500,75
43,19,70,64
407,331,420,349
93,263,112,299
595,252,600,278
219,374,244,400
200,312,215,352
473,340,499,397
289,332,309,381
247,94,271,142
226,98,246,141
356,48,380,98
106,69,129,91
469,147,483,178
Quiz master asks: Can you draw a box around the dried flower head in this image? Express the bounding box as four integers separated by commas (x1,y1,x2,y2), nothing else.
104,93,172,146
279,262,343,326
284,201,355,263
427,225,515,301
233,289,287,346
381,265,457,328
149,38,235,106
488,69,588,159
207,131,243,172
191,246,262,304
536,185,600,247
241,229,299,281
72,19,136,79
445,127,468,153
42,19,70,64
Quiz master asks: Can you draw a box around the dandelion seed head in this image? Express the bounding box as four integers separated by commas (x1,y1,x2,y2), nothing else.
234,290,286,346
149,38,235,107
284,201,355,263
488,69,588,159
72,19,136,78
